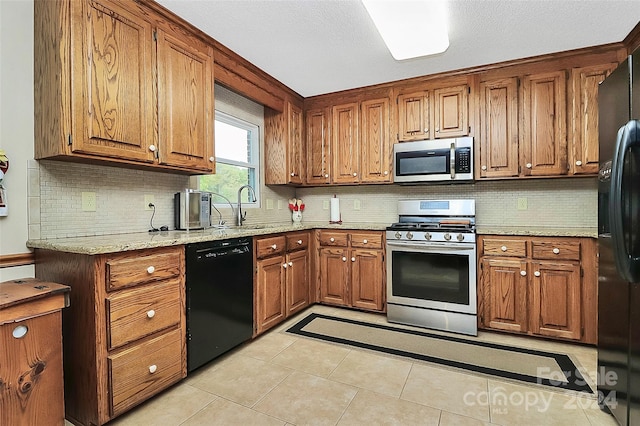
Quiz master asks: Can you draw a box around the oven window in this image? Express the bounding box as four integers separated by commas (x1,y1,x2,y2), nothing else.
391,251,469,304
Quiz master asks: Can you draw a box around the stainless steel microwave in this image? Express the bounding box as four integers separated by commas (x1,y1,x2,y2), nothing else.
393,137,474,183
174,190,212,230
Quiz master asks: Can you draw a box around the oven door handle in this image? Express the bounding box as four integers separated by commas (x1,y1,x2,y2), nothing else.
386,241,476,252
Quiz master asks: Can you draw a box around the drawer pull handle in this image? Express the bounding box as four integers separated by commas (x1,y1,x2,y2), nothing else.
501,246,507,252
363,239,368,244
351,257,355,262
149,365,157,374
520,270,527,276
147,266,155,274
534,271,541,277
330,237,335,242
342,257,347,262
12,325,28,339
271,244,277,250
553,248,560,254
147,310,155,318
297,240,303,245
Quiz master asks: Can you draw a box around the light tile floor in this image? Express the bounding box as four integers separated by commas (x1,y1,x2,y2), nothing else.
77,305,618,426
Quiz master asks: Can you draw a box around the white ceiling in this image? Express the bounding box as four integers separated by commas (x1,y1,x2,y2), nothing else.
156,0,640,98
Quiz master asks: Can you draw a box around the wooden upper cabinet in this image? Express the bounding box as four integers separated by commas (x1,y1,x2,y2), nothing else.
360,98,391,182
306,107,331,185
569,63,617,175
71,0,156,163
433,84,469,138
478,77,520,178
332,103,360,184
521,71,568,176
156,26,214,172
265,101,305,185
397,91,429,141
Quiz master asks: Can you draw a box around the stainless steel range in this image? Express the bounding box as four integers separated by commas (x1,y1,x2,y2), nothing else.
386,199,477,336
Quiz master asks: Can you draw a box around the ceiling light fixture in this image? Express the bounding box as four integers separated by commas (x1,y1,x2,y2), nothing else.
362,0,449,61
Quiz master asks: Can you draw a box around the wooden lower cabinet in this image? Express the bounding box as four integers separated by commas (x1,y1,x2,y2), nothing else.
317,230,385,312
255,232,310,335
478,235,597,344
34,246,186,426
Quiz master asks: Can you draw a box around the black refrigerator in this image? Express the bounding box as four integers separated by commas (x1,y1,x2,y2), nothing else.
598,51,640,426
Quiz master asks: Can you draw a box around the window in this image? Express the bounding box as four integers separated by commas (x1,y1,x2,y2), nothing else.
200,111,260,206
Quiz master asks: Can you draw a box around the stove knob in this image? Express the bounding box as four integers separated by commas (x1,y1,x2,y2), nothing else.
394,232,402,240
406,232,414,240
457,234,464,242
444,233,451,241
424,232,432,241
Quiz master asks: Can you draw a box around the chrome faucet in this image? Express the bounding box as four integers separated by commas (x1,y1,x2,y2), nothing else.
236,185,257,226
209,192,236,227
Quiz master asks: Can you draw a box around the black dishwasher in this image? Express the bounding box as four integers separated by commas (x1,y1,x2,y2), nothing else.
185,237,253,372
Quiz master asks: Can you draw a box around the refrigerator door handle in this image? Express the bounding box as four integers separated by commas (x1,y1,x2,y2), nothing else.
610,119,640,282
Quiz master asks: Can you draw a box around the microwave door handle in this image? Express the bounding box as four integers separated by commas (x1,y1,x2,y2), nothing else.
450,142,456,179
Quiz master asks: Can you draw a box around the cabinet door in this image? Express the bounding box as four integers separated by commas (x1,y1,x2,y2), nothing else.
286,249,310,316
156,27,214,172
481,257,528,333
521,71,567,176
332,103,360,184
478,78,520,178
397,92,429,141
288,102,305,184
361,98,391,182
71,0,155,162
255,255,286,335
319,248,349,306
433,85,469,138
306,108,331,184
570,63,617,175
351,249,384,311
529,261,582,340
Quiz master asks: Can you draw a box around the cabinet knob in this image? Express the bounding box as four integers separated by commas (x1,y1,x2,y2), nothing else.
363,239,368,244
534,271,541,277
501,246,507,252
209,156,215,162
288,261,293,267
282,263,288,268
435,128,440,133
325,174,329,178
148,145,156,152
342,257,347,262
330,237,335,242
297,239,303,245
520,270,527,276
147,266,155,274
553,248,560,254
424,128,429,133
481,165,487,171
271,244,277,250
353,172,358,177
146,309,155,318
351,257,355,262
575,160,582,166
149,364,157,374
384,171,389,175
526,163,532,169
290,172,295,177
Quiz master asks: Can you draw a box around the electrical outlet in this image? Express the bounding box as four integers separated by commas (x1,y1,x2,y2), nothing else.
266,199,274,210
353,199,361,210
144,194,155,210
517,197,528,210
82,192,96,212
277,200,283,210
323,200,330,210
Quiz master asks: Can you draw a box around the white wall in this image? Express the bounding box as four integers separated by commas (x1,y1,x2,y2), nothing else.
0,0,35,280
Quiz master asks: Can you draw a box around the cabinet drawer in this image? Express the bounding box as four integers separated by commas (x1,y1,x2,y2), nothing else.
256,236,286,258
106,279,182,350
108,328,183,417
531,240,581,261
106,247,182,291
482,239,527,257
319,231,348,247
286,232,309,251
350,232,383,249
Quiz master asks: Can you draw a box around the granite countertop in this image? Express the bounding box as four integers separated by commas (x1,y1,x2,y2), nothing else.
476,226,598,238
26,222,390,255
